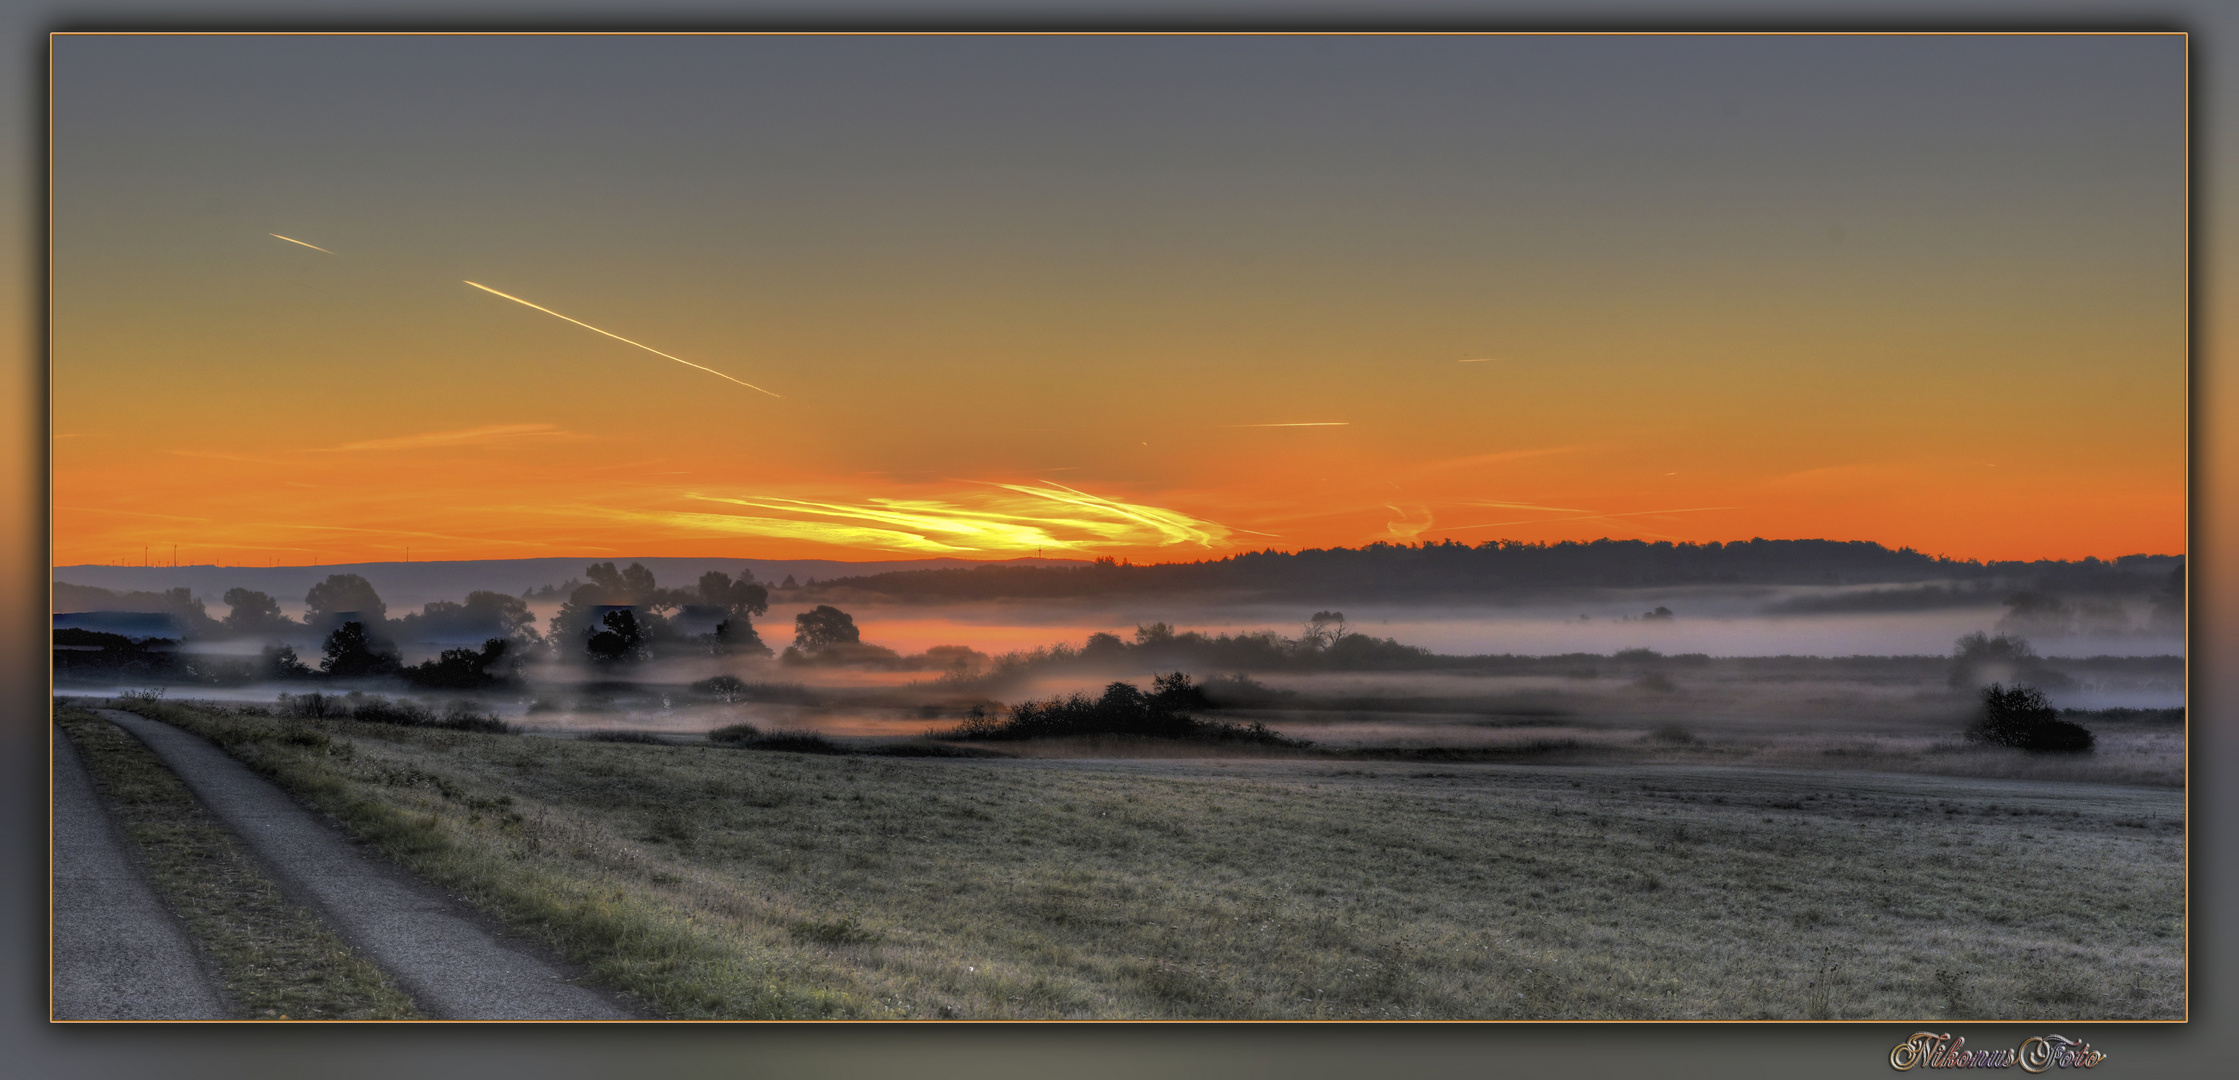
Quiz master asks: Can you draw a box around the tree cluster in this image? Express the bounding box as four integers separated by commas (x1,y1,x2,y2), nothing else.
549,563,770,663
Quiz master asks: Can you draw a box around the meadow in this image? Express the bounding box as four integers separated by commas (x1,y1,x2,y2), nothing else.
88,696,2185,1021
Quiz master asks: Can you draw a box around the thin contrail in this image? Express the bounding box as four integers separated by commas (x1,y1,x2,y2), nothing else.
463,281,780,397
1230,422,1349,427
270,233,334,254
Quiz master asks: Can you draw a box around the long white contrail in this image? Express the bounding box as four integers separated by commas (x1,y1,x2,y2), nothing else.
270,233,334,254
463,280,780,397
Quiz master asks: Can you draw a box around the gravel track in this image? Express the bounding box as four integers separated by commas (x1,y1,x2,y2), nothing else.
50,728,228,1020
94,709,637,1020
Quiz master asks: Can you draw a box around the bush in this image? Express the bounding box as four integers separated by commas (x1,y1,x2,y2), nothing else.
403,638,514,690
1968,684,2094,753
706,722,762,744
945,673,1310,747
583,730,666,744
276,691,511,734
727,730,847,754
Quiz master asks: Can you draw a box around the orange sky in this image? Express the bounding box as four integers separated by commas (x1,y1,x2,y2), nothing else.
50,34,2186,566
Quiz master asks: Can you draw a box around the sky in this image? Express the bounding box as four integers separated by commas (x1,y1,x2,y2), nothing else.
49,32,2186,567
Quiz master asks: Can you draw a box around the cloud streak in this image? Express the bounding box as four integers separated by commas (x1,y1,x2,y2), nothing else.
321,423,571,453
581,482,1236,555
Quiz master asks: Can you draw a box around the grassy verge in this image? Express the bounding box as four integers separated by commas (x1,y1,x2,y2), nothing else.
104,696,866,1019
98,697,2184,1020
55,705,421,1020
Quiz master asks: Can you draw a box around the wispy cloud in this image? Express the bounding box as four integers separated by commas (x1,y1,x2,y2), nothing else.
318,424,571,453
585,481,1235,555
1383,504,1435,543
57,505,210,523
164,448,287,466
1414,446,1584,474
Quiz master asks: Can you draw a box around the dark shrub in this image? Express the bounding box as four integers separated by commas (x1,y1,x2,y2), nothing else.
275,691,345,719
743,730,847,754
583,730,666,744
434,702,511,734
281,691,510,733
1969,684,2094,753
404,638,514,690
348,695,435,726
707,722,761,744
947,673,1310,747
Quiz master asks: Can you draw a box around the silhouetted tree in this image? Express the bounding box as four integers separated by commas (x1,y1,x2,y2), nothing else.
261,643,313,680
585,609,646,663
698,570,771,655
550,562,677,653
397,591,541,650
404,638,515,689
220,588,294,638
792,605,861,653
1300,611,1350,650
320,621,400,679
1968,683,2094,753
305,574,388,632
1150,670,1214,712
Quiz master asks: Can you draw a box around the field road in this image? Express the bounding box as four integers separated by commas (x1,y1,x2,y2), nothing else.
93,710,638,1021
50,728,230,1021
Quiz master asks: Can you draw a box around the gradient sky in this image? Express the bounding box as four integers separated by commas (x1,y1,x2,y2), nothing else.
50,33,2185,566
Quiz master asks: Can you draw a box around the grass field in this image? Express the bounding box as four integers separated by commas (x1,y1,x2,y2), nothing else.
93,697,2183,1020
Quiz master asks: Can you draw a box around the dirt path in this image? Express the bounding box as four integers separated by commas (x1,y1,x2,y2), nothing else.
95,709,637,1020
50,728,228,1020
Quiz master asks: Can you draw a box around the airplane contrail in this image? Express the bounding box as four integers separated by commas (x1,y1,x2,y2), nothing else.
462,281,780,397
270,233,334,254
1231,422,1349,427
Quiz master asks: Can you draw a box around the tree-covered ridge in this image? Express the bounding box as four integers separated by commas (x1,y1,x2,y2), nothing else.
795,538,2182,602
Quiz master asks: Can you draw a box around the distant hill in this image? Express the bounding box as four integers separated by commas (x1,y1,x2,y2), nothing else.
53,541,2182,614
51,555,1086,614
793,539,2183,604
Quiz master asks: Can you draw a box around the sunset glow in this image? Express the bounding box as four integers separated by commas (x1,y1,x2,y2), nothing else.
50,35,2184,567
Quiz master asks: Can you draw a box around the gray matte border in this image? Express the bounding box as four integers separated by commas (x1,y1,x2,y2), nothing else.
6,6,2226,1080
